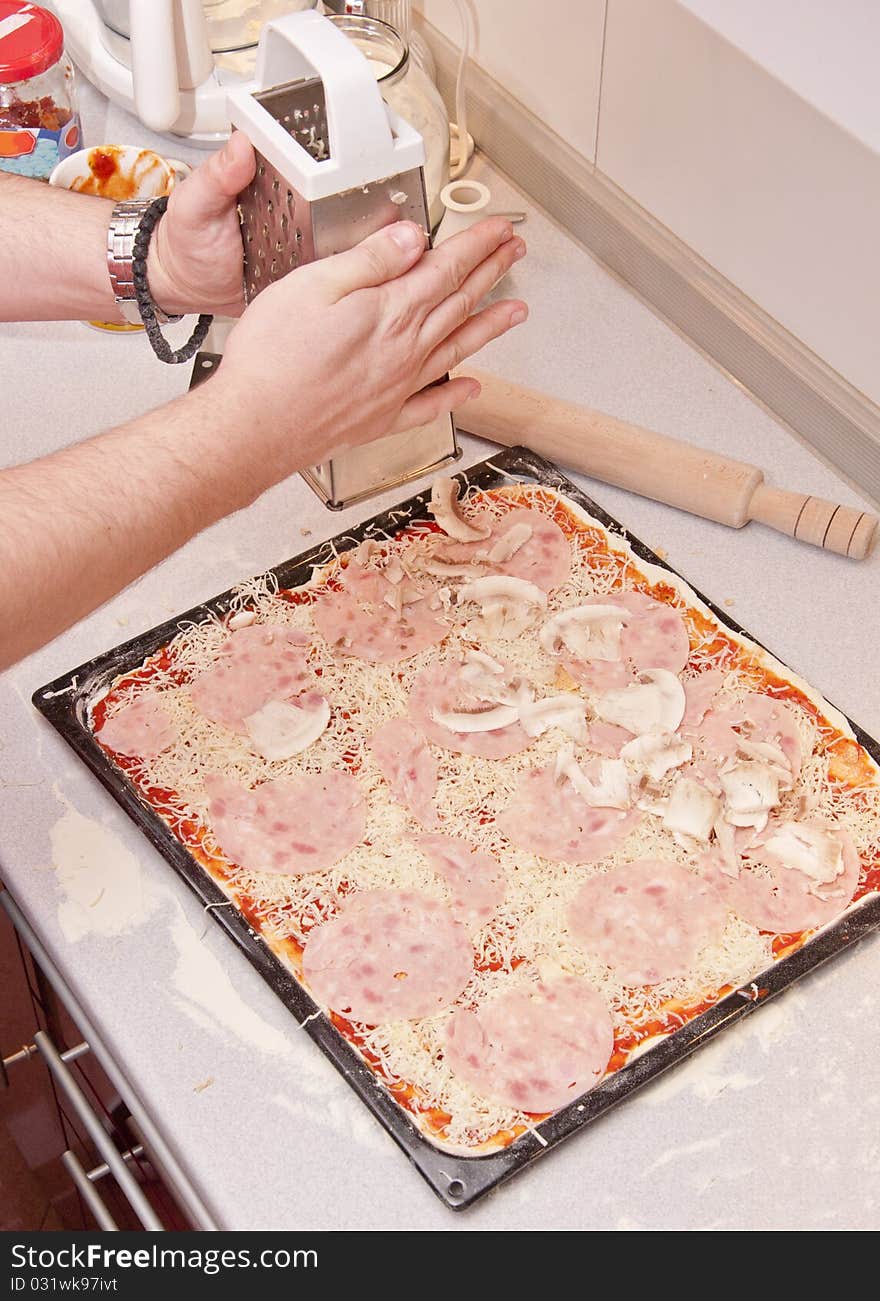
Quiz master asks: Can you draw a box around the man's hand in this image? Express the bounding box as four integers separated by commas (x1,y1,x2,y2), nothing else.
0,202,527,666
213,213,527,485
0,136,255,324
147,132,257,318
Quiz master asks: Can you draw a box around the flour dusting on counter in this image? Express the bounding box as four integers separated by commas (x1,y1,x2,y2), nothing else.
747,994,803,1052
49,802,159,942
645,1132,725,1174
168,909,291,1057
644,1031,761,1106
46,793,309,1059
642,989,803,1106
273,1088,389,1156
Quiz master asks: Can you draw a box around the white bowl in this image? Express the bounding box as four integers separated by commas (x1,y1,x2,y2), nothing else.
48,145,192,331
48,144,191,200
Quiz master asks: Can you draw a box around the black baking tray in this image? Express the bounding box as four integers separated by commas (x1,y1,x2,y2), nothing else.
32,447,880,1211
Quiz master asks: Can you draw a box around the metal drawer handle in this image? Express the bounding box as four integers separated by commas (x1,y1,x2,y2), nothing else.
35,1030,163,1232
62,1150,119,1232
1,891,215,1230
87,1142,145,1185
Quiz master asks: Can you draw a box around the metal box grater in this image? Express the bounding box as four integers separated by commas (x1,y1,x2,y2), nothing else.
227,10,459,509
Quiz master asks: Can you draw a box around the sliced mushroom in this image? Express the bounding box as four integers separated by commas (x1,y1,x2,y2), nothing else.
460,575,547,606
761,822,844,894
554,745,631,809
595,669,686,735
539,604,628,662
383,555,407,585
455,653,532,712
431,702,519,733
381,576,423,616
383,583,404,619
460,649,506,680
427,586,453,612
244,693,330,760
458,574,548,640
719,760,780,832
733,736,793,788
660,777,720,842
620,731,692,780
419,556,488,579
486,522,533,563
227,609,257,631
691,759,723,797
353,538,379,565
518,694,589,743
427,477,491,541
476,600,508,640
635,785,667,818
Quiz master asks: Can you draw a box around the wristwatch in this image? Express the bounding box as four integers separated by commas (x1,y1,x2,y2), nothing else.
106,200,182,326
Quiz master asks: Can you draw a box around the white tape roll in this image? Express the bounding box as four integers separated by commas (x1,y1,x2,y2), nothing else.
440,179,491,213
435,180,492,244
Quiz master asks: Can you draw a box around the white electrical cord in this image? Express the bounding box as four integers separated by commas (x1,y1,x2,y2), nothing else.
449,0,475,178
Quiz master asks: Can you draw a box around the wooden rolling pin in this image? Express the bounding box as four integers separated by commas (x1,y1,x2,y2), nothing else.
457,369,877,560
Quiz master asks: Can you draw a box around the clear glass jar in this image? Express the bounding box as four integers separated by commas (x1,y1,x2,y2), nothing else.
0,2,81,180
328,13,449,231
348,0,437,80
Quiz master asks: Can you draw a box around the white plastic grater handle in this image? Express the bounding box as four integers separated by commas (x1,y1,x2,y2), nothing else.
228,9,425,201
257,10,392,169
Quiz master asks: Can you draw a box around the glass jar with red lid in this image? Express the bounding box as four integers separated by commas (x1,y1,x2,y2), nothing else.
0,1,81,179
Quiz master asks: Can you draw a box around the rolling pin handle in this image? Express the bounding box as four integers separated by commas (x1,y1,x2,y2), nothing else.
748,485,877,559
457,368,878,561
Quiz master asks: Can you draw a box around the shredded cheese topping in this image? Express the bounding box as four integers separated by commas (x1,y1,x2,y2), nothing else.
92,483,880,1153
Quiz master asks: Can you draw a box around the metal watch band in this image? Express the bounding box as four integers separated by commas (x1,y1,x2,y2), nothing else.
107,200,182,326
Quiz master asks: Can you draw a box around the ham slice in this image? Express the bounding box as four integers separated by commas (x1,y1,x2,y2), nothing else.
498,763,641,863
613,590,690,674
701,824,860,933
96,693,175,759
550,593,688,691
430,507,571,592
568,859,727,985
553,593,688,682
302,889,473,1023
408,660,532,759
368,717,438,827
418,833,506,930
311,560,448,664
692,693,802,780
585,720,635,758
564,658,632,695
680,669,724,732
444,975,614,1113
189,624,311,733
206,770,365,875
243,691,329,760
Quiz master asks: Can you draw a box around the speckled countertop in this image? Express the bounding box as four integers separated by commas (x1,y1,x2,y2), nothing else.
1,84,878,1231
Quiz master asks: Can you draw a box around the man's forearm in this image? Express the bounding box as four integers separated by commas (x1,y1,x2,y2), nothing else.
0,211,525,668
0,174,176,322
0,382,264,668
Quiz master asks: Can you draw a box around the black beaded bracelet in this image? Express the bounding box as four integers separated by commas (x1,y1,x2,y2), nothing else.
131,196,214,365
